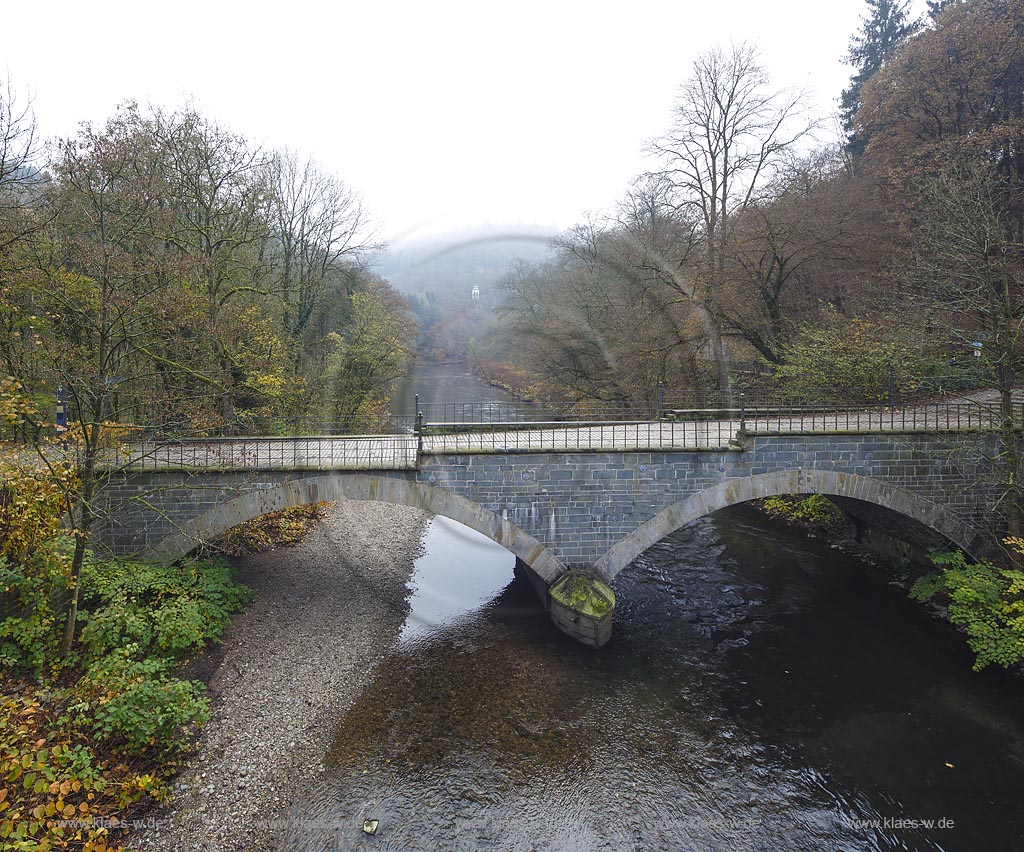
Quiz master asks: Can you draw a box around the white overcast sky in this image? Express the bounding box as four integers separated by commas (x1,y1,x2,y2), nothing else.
3,0,926,246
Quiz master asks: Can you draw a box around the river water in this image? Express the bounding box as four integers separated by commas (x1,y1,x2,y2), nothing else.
280,363,1024,851
390,362,517,418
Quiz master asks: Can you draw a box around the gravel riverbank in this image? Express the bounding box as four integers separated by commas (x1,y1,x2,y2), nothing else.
134,500,430,852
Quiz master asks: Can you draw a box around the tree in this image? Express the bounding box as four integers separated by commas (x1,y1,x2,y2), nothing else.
926,0,959,21
0,80,49,408
267,149,374,346
497,239,702,406
151,106,275,423
857,0,1024,181
714,147,868,364
40,105,190,654
840,0,920,157
0,95,410,658
902,154,1024,535
649,43,813,396
322,281,413,428
0,79,44,254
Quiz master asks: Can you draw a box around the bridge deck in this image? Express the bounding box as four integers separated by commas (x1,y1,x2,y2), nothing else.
109,404,1014,471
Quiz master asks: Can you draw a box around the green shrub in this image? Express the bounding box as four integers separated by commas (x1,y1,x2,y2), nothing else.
0,450,76,676
911,549,1024,670
0,548,70,677
66,648,209,756
760,494,847,534
774,306,939,402
77,557,250,662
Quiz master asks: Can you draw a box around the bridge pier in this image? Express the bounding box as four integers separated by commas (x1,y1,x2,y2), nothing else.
517,561,616,648
548,570,615,648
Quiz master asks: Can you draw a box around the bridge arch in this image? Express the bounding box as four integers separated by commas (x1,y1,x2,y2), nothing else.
592,468,991,581
146,472,567,584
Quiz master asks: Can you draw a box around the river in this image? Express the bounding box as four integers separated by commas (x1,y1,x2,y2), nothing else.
280,363,1024,851
390,361,517,417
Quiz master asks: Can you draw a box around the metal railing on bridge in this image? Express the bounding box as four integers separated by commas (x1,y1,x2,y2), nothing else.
95,390,1024,472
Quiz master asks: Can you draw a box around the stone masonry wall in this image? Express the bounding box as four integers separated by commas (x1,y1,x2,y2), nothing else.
97,432,1005,580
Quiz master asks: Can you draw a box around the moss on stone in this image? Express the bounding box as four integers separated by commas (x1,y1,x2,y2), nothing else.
550,572,616,618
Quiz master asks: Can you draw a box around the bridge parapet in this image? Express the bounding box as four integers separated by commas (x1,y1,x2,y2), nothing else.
106,398,1019,475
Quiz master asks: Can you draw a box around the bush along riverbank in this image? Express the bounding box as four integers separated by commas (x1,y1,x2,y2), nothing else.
756,494,1024,673
0,466,335,848
1,550,249,851
910,539,1024,672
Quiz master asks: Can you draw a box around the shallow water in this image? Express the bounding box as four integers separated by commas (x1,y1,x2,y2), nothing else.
399,516,514,643
277,504,1024,852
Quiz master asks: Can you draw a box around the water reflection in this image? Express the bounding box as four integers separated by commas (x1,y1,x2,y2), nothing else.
278,505,1024,852
401,516,515,642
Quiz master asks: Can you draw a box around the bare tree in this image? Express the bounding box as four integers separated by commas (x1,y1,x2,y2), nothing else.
715,147,868,363
267,149,376,347
904,154,1024,534
498,230,703,405
649,43,815,395
0,78,44,253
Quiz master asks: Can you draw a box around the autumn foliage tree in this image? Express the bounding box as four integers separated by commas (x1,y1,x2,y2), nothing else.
852,0,1024,533
857,0,1024,181
0,94,414,654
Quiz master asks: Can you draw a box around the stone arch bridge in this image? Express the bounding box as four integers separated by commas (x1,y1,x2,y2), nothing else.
96,418,1010,647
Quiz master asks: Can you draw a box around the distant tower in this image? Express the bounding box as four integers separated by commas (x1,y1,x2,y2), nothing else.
471,285,480,303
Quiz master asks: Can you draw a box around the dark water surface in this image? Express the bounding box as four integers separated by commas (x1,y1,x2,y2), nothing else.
278,505,1024,852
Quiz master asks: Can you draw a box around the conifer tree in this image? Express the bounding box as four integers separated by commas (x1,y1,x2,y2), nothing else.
840,0,920,156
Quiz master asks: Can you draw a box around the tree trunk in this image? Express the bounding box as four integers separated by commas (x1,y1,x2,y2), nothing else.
999,378,1021,538
60,424,99,657
693,301,733,405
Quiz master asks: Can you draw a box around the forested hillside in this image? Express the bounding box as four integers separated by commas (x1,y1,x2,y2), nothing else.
489,0,1023,413
0,100,414,438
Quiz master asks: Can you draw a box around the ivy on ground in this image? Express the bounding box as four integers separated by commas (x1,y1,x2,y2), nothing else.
1,684,168,851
